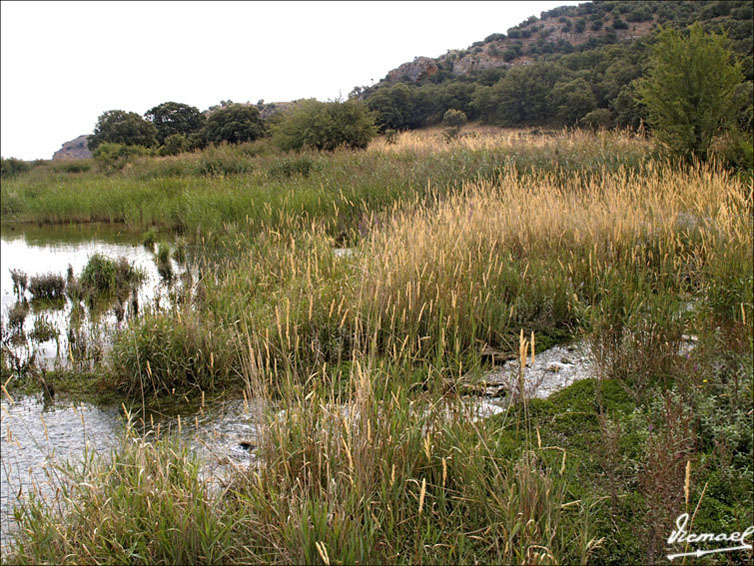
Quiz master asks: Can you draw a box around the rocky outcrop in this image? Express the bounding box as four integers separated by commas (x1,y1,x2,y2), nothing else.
386,57,439,83
52,135,92,160
259,101,295,121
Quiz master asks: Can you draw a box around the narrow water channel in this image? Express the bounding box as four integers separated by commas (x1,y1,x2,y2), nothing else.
1,393,266,551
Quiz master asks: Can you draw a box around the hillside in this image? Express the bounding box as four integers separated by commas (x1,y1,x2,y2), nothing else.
373,1,752,86
357,0,753,131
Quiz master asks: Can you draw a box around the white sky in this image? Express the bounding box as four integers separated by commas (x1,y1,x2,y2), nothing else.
1,1,583,160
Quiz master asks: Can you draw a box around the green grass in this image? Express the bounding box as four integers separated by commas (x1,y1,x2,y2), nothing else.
1,129,656,241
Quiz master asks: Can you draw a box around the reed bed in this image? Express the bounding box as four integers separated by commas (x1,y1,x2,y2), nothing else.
108,157,751,398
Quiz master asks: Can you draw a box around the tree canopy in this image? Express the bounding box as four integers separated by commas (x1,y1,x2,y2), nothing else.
203,104,265,145
144,102,205,145
88,110,158,151
273,99,377,152
357,1,752,133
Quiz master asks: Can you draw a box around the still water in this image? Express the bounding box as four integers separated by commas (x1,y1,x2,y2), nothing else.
0,223,181,369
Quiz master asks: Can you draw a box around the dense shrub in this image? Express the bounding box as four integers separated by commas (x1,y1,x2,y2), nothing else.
1,157,31,178
88,110,158,151
273,99,377,152
203,104,265,145
159,133,190,156
93,143,152,171
79,254,143,296
28,273,66,300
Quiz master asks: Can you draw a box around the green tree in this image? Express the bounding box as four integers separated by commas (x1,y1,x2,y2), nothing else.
88,110,158,151
273,99,377,152
366,84,424,131
484,62,571,126
202,104,265,145
548,78,597,125
144,102,205,145
635,23,744,160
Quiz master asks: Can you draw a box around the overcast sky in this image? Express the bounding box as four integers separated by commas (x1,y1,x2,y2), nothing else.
1,1,583,160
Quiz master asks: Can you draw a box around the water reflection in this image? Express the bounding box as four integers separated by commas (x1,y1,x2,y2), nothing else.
1,223,187,370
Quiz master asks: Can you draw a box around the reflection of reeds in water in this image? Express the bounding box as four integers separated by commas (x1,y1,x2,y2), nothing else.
155,243,173,282
2,253,152,379
9,269,28,298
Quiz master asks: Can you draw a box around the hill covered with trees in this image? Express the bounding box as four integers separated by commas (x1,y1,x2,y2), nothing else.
355,1,753,132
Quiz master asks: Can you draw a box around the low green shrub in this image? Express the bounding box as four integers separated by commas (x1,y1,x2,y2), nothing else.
93,143,152,172
79,254,144,296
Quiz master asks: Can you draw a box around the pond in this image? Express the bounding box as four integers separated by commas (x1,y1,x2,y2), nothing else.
0,223,517,552
0,223,188,371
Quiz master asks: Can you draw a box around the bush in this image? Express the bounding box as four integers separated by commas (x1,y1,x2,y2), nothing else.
93,143,152,172
1,157,31,178
203,104,265,145
79,254,143,296
580,108,616,130
7,301,29,333
159,133,190,156
273,99,377,152
10,269,28,297
626,6,653,22
88,110,158,151
715,130,754,171
442,109,468,129
30,315,58,342
58,161,91,173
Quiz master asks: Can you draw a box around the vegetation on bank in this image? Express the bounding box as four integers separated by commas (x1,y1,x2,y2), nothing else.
2,126,751,564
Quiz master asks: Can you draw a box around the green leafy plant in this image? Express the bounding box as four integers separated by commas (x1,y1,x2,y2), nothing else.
635,23,744,161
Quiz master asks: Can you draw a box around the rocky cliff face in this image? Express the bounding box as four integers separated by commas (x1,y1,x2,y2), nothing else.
52,135,92,160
